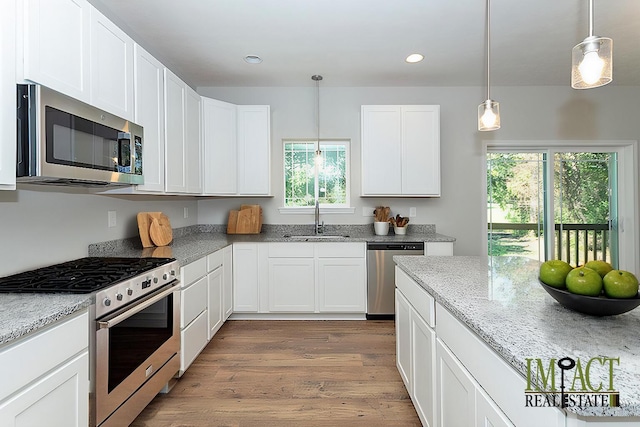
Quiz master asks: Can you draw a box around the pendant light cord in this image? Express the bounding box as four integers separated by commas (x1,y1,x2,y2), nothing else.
588,0,594,37
311,75,322,152
486,0,491,101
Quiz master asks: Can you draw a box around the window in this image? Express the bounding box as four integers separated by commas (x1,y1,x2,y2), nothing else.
485,141,638,273
283,140,350,208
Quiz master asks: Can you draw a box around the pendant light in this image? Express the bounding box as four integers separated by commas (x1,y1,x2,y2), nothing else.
571,0,612,89
312,75,323,165
478,0,500,131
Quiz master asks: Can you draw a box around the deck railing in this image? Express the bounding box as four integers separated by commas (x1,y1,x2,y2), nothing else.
489,223,611,265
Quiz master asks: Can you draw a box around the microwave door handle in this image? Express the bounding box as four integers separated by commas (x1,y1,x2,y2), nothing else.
117,132,132,171
98,282,180,329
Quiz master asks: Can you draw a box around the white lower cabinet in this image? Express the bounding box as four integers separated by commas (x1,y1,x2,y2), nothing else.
233,243,261,312
268,258,315,312
222,245,233,319
0,312,89,427
412,307,437,427
395,289,412,388
425,241,454,256
179,258,208,375
436,338,478,427
207,265,224,338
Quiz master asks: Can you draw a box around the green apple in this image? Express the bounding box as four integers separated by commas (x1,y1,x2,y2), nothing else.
539,260,573,288
584,260,613,278
565,267,603,296
603,270,639,299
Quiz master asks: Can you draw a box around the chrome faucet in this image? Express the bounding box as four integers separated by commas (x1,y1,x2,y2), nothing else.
314,200,324,234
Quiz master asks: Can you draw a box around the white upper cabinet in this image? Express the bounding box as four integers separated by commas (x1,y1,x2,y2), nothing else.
133,44,165,192
237,105,271,195
185,86,202,194
202,98,237,195
164,69,187,193
361,105,440,197
22,0,91,103
201,100,271,196
0,0,16,190
89,7,134,121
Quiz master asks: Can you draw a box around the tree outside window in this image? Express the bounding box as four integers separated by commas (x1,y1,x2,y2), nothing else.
284,140,349,207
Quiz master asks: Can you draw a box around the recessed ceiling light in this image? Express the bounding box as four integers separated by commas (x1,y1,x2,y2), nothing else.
405,53,424,63
244,55,263,64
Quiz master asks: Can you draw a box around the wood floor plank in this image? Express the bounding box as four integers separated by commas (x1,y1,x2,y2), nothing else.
131,320,421,426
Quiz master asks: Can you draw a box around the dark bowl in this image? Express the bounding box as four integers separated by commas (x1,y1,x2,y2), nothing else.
539,280,640,316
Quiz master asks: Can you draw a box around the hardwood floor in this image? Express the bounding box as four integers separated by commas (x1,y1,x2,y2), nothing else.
131,320,421,427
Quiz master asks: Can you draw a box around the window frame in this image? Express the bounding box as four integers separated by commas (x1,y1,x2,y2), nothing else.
483,140,639,274
279,138,355,215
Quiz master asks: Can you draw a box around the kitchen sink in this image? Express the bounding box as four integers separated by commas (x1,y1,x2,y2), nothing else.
283,234,350,241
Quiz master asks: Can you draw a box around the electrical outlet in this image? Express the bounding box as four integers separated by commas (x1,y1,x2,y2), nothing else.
409,207,417,217
362,207,375,217
184,207,189,219
107,211,117,228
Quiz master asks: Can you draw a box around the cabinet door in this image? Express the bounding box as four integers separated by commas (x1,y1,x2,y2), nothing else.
89,7,134,120
181,276,207,327
317,258,366,312
401,105,440,196
237,105,270,195
133,44,165,192
185,86,202,194
476,387,515,427
0,0,16,190
268,258,315,312
395,289,411,389
23,0,91,102
412,310,437,427
208,267,223,339
0,352,89,427
222,245,233,320
164,69,186,193
202,97,237,195
233,243,259,312
436,339,476,427
361,106,402,195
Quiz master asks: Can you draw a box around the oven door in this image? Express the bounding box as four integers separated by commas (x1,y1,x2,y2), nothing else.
95,282,180,426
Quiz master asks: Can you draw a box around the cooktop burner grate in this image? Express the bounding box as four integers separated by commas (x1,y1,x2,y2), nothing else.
0,257,176,293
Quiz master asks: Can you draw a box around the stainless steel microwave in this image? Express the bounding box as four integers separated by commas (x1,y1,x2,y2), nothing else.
16,84,144,186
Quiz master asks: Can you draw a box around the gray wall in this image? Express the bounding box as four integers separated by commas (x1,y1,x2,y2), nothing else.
1,85,638,276
0,186,198,276
196,85,640,256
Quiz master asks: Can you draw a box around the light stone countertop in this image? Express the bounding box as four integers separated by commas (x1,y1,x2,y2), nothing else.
1,224,454,347
0,294,91,346
393,255,640,417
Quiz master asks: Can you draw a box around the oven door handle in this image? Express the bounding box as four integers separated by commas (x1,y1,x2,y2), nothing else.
98,281,180,329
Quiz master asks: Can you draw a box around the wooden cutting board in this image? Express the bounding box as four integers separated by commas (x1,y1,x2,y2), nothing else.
149,213,173,246
227,210,238,234
137,212,162,248
235,208,254,234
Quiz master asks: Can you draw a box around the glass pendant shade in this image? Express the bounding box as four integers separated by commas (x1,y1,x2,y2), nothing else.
571,36,612,89
478,99,500,131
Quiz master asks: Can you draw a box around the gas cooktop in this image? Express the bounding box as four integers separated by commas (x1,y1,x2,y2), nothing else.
0,257,176,293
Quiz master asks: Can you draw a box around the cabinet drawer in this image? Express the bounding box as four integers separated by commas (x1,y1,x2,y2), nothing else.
180,310,208,374
181,257,207,287
207,249,224,272
268,242,314,258
395,266,435,327
0,311,88,402
181,276,207,327
315,242,365,258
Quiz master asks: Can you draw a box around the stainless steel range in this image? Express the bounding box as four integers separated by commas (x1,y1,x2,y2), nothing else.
0,257,181,427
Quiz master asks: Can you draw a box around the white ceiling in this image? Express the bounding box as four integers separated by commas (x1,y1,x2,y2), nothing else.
90,0,640,88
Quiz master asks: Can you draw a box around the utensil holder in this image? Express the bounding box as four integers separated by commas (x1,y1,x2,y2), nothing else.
374,221,389,235
394,225,407,235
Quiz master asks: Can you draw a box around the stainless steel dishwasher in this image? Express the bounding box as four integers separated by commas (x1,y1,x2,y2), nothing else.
366,242,424,319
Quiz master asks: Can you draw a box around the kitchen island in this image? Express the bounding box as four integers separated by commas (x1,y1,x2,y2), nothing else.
393,255,640,426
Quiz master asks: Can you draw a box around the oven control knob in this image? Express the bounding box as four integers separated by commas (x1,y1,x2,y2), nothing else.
126,288,133,296
116,293,123,301
104,298,112,307
170,270,176,277
153,277,158,284
163,273,168,280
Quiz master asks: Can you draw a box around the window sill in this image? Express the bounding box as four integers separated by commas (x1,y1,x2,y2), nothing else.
278,207,356,215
